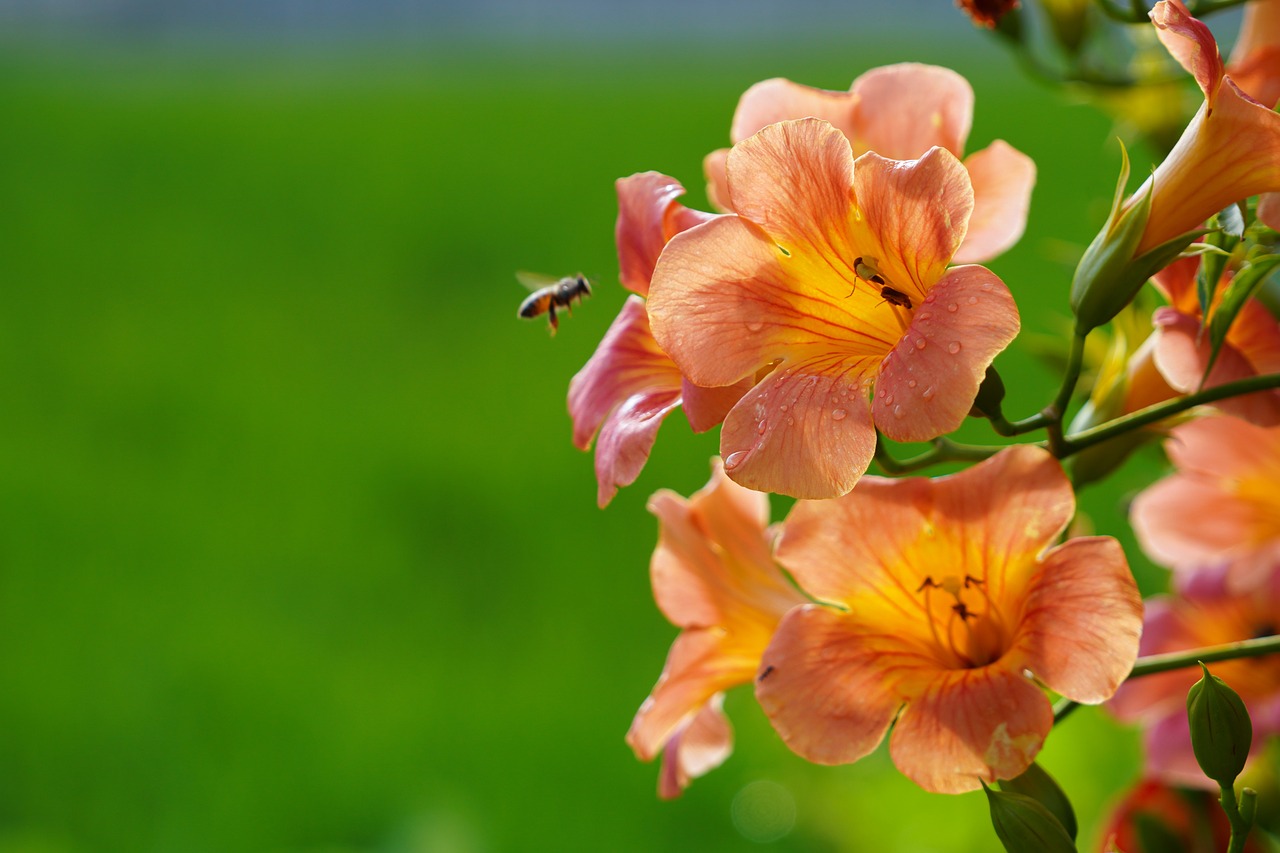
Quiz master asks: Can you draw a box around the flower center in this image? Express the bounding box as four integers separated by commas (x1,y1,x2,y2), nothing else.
915,573,1007,669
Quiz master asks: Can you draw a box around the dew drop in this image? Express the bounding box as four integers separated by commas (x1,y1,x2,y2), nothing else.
893,404,904,418
780,404,788,412
757,420,768,435
907,379,917,388
914,338,927,350
724,450,749,470
884,394,895,406
746,320,765,332
948,342,962,354
967,296,978,305
981,282,993,292
787,417,795,426
832,408,848,421
946,303,958,313
923,293,936,304
922,386,935,400
918,312,932,321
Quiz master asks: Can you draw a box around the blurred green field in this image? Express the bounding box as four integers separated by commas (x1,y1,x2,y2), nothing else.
0,34,1176,852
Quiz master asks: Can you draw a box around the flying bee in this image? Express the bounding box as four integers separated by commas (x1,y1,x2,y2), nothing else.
516,271,592,335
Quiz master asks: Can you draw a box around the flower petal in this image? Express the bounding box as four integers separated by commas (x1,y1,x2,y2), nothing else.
755,604,907,765
657,695,733,799
1130,468,1262,571
1012,537,1143,704
889,665,1051,793
682,376,751,434
703,147,731,212
725,118,856,257
873,265,1020,442
852,147,973,297
567,297,684,507
627,630,754,762
718,356,878,499
729,78,856,145
847,63,973,160
1151,0,1225,102
617,172,718,297
953,141,1036,264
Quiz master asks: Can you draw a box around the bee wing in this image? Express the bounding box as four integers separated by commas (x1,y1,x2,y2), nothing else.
515,270,560,292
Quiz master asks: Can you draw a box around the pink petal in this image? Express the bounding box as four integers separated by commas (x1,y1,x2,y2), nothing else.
1152,308,1280,426
1131,474,1262,571
889,665,1052,793
851,147,973,298
755,605,909,765
702,148,731,212
1151,0,1225,103
657,695,734,799
873,265,1020,442
627,630,754,762
1260,191,1280,230
616,173,717,296
953,141,1036,264
847,63,973,160
567,297,684,507
724,118,857,257
1164,413,1280,475
1108,598,1192,722
1012,537,1143,704
718,356,879,499
681,376,750,434
1143,711,1216,789
729,78,856,146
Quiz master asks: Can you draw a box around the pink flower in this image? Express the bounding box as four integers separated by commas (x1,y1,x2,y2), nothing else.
648,118,1021,499
757,446,1143,793
704,64,1036,264
1109,567,1280,789
568,173,748,506
1148,257,1280,427
1132,415,1280,588
1099,778,1270,852
1137,1,1280,249
626,458,807,798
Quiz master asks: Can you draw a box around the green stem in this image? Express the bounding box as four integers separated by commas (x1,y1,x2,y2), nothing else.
1053,634,1280,723
874,435,1004,475
1220,781,1253,853
1094,0,1148,22
1059,372,1280,458
989,332,1087,442
1188,0,1254,15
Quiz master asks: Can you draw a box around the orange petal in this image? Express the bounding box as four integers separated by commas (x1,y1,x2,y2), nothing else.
702,147,732,212
1012,537,1143,704
847,63,973,160
889,665,1051,793
1153,307,1280,426
873,265,1020,443
851,147,973,296
724,118,857,258
776,474,933,606
1229,0,1280,109
627,630,754,762
729,78,856,145
718,356,879,499
657,696,734,799
567,297,685,507
682,376,751,434
615,172,714,297
953,141,1036,264
755,605,908,765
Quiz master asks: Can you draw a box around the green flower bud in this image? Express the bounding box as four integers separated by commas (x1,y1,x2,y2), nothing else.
983,782,1077,853
998,761,1078,841
969,365,1007,421
1187,662,1253,786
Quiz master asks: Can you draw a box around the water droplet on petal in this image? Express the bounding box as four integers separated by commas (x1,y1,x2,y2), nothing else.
922,386,935,400
893,404,904,418
981,282,993,292
948,342,962,354
780,404,788,412
918,312,932,321
915,338,927,350
832,408,848,421
746,320,765,332
787,417,794,426
724,450,749,470
947,303,958,313
907,379,917,388
757,420,767,435
884,394,895,406
967,296,978,305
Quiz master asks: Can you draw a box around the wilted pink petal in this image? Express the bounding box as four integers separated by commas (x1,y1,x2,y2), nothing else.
616,172,716,297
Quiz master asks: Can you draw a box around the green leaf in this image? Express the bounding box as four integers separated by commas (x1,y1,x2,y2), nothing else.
983,783,1078,853
1197,213,1240,325
1203,255,1280,383
999,762,1078,841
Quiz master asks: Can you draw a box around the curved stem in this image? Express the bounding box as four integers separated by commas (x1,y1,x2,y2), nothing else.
1053,634,1280,723
1058,372,1280,458
989,332,1088,442
874,435,1004,475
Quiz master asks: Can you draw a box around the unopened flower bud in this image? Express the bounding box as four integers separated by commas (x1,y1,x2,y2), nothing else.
998,761,1077,841
969,366,1007,421
1187,662,1253,786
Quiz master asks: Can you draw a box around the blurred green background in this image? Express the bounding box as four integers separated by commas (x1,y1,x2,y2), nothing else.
0,12,1185,852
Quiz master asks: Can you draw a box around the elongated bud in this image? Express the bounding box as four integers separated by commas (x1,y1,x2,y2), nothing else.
998,761,1077,841
1187,662,1253,786
1069,146,1203,332
969,366,1007,421
983,782,1077,853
